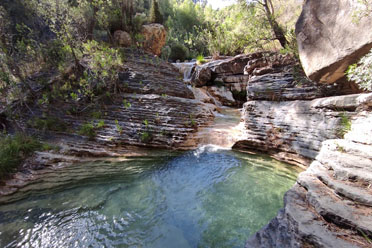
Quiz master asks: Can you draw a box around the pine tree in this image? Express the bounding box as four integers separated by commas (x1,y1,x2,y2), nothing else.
149,0,163,24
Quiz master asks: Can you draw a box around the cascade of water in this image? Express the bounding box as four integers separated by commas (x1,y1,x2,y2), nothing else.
194,108,246,152
173,62,196,83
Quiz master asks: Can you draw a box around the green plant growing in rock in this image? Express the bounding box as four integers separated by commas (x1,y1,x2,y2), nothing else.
336,144,346,153
28,116,67,132
79,122,96,140
78,120,105,140
189,114,197,127
0,133,42,180
337,113,352,138
123,99,132,109
196,55,206,65
346,49,372,91
140,131,152,142
115,119,123,134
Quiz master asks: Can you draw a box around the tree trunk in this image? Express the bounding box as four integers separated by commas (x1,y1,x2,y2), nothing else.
262,0,288,48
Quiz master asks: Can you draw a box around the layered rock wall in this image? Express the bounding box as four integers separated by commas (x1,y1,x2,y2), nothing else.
246,93,372,248
234,94,366,167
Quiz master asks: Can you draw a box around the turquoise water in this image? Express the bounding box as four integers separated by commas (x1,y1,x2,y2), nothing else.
0,147,300,248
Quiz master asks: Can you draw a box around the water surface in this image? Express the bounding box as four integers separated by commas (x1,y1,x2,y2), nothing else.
0,147,300,248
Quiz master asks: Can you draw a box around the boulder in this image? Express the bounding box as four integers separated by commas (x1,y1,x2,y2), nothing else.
141,24,166,56
113,30,132,47
296,0,372,83
192,53,267,86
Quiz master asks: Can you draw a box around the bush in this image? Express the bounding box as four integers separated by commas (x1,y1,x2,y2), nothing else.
27,116,67,132
196,55,206,65
347,49,372,91
169,43,188,61
78,122,96,140
0,133,41,180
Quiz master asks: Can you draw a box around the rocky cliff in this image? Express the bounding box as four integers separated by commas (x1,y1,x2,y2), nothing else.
241,0,372,246
0,49,214,198
246,93,372,248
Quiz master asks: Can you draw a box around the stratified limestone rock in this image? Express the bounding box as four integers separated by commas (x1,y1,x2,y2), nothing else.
191,53,267,87
141,24,166,56
247,71,323,101
0,49,215,199
206,86,236,107
234,93,372,167
296,0,372,83
245,93,372,248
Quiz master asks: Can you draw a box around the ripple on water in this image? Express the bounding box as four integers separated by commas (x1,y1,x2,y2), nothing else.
0,149,300,248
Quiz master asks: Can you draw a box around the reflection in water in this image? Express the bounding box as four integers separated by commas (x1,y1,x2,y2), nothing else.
0,148,299,248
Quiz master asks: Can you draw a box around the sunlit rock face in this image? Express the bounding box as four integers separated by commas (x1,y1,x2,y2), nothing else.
245,94,372,248
296,0,372,84
141,24,166,56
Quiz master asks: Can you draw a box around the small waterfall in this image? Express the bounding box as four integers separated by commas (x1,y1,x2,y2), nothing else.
194,108,246,152
173,62,196,83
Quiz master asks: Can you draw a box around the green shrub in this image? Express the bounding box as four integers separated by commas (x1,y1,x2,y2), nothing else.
78,122,96,140
133,13,147,33
28,117,67,132
169,43,188,62
337,113,352,138
196,55,206,65
140,131,152,142
346,49,372,91
0,133,41,180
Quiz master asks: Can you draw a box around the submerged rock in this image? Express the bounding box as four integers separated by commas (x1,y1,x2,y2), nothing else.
296,0,372,83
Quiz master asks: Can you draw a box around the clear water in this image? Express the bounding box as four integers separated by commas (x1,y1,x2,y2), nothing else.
0,147,300,248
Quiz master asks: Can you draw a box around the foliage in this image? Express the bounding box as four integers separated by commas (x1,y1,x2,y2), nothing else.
196,55,206,65
140,131,152,142
27,116,67,132
170,43,188,61
78,122,96,139
337,113,352,138
0,133,41,180
346,49,372,91
115,119,123,134
81,40,124,96
149,0,163,24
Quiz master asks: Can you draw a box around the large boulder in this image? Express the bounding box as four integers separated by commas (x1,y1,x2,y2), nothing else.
113,30,132,47
191,53,267,86
296,0,372,83
141,24,166,56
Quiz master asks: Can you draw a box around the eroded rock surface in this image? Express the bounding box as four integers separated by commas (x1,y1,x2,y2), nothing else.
245,93,372,247
234,94,370,167
296,0,372,83
0,49,214,198
141,24,166,56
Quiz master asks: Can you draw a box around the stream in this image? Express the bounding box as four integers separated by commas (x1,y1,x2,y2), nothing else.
0,109,300,248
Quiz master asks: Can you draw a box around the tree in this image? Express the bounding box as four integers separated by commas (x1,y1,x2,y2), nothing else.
241,0,288,48
149,0,163,24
